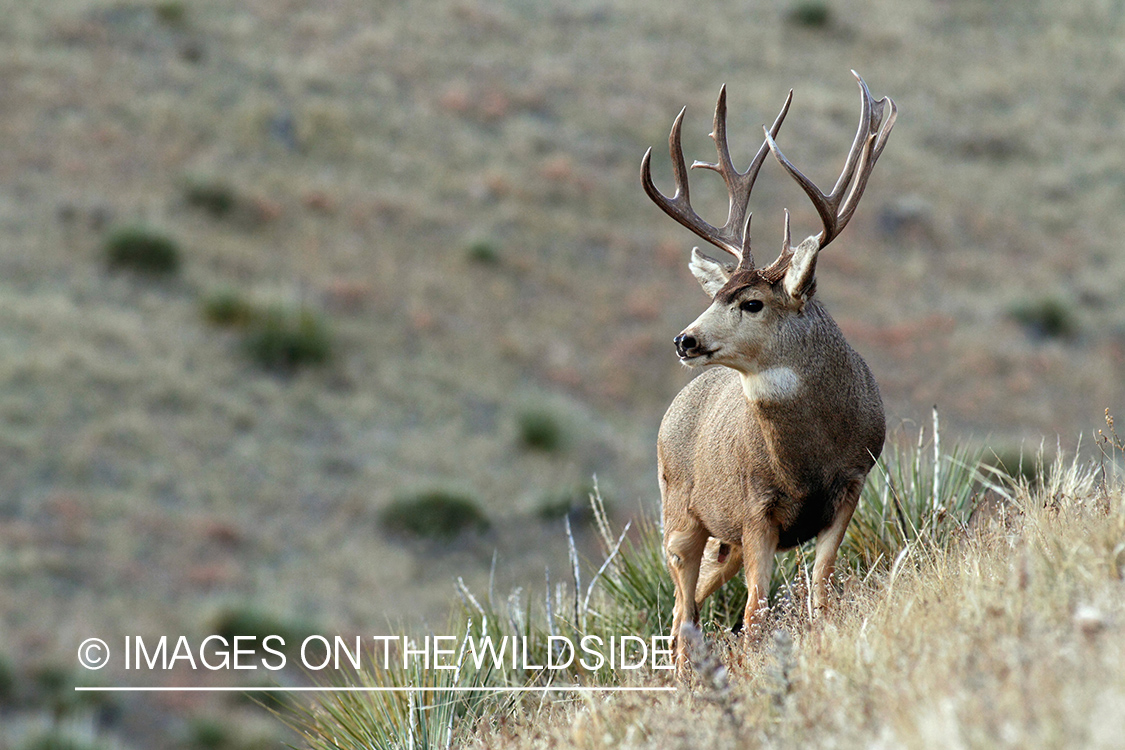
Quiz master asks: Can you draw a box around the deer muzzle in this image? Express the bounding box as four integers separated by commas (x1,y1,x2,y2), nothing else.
674,332,712,361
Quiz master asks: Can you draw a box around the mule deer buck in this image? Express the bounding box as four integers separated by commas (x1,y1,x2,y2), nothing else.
641,72,895,668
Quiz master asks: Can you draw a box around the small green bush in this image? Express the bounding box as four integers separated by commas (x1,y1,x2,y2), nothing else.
517,409,565,452
536,482,608,525
214,608,294,644
536,492,579,521
381,491,490,539
201,288,256,328
787,0,832,27
184,180,237,218
103,226,181,275
18,733,104,750
0,655,14,706
187,719,228,750
1010,296,1077,340
211,607,317,664
242,306,331,371
154,1,187,27
466,240,501,265
28,665,85,718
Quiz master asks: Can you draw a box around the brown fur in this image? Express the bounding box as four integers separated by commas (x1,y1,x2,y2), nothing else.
659,281,884,670
643,74,896,670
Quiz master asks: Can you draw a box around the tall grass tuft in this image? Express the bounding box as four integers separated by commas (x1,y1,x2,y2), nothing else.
844,409,997,574
287,623,495,750
285,486,659,748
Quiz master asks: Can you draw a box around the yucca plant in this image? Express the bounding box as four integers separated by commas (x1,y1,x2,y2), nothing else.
843,409,997,574
289,491,649,748
287,627,497,750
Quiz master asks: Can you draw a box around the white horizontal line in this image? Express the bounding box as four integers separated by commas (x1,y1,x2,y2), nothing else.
74,686,675,693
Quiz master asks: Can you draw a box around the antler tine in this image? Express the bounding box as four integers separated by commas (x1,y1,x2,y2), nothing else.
693,87,794,269
764,71,897,249
641,88,794,267
642,104,743,263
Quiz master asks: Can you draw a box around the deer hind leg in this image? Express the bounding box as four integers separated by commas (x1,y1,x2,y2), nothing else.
741,523,779,637
695,538,743,606
664,523,708,670
811,479,863,614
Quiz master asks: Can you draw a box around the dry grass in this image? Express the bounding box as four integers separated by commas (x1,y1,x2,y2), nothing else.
465,455,1125,750
289,427,1125,749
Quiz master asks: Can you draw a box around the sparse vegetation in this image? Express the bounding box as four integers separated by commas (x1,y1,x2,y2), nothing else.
201,292,332,370
516,409,566,453
1010,296,1077,340
845,410,986,574
212,608,317,661
201,287,257,328
183,179,238,219
7,0,1125,747
535,480,607,524
18,733,105,750
380,491,490,539
984,446,1041,488
285,637,496,750
183,716,276,750
0,655,15,706
287,426,1123,750
186,719,229,750
465,240,501,265
242,305,332,372
154,1,187,27
103,226,182,275
787,0,832,28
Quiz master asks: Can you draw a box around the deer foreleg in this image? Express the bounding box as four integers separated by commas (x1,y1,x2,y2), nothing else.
811,479,863,613
665,525,708,671
741,523,779,636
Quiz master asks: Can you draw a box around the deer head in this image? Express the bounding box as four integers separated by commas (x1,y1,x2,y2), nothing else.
641,72,896,377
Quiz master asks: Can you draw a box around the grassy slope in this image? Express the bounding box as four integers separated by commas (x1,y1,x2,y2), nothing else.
0,0,1123,746
465,455,1125,750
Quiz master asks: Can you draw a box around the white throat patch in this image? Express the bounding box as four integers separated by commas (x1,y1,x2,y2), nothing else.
740,367,801,403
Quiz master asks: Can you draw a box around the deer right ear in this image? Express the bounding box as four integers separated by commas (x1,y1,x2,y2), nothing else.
689,248,732,298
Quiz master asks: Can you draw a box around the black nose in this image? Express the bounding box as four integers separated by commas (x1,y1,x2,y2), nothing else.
674,333,701,358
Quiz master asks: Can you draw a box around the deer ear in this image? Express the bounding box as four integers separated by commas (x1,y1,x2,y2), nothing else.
782,236,820,305
689,248,733,299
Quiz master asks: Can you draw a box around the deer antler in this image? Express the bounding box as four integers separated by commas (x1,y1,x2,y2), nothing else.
641,87,793,270
763,71,896,255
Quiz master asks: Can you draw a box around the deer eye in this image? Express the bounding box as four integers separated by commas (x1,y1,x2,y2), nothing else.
739,299,764,314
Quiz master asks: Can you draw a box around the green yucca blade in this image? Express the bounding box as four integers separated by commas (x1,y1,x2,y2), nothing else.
843,414,995,576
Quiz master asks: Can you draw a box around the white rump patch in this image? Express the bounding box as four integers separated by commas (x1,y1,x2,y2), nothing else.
740,366,801,403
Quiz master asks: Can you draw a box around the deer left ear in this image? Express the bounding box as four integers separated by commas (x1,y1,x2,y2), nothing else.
782,236,820,306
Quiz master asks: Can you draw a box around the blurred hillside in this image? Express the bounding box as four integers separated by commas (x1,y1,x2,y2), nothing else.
0,0,1123,746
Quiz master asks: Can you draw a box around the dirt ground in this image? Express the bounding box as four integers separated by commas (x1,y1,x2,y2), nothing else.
0,0,1122,746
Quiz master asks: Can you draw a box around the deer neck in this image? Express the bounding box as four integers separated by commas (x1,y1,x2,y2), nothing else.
738,300,843,405
738,308,858,483
738,367,801,403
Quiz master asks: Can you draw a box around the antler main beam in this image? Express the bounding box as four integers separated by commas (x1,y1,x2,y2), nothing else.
641,88,793,269
764,71,897,250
